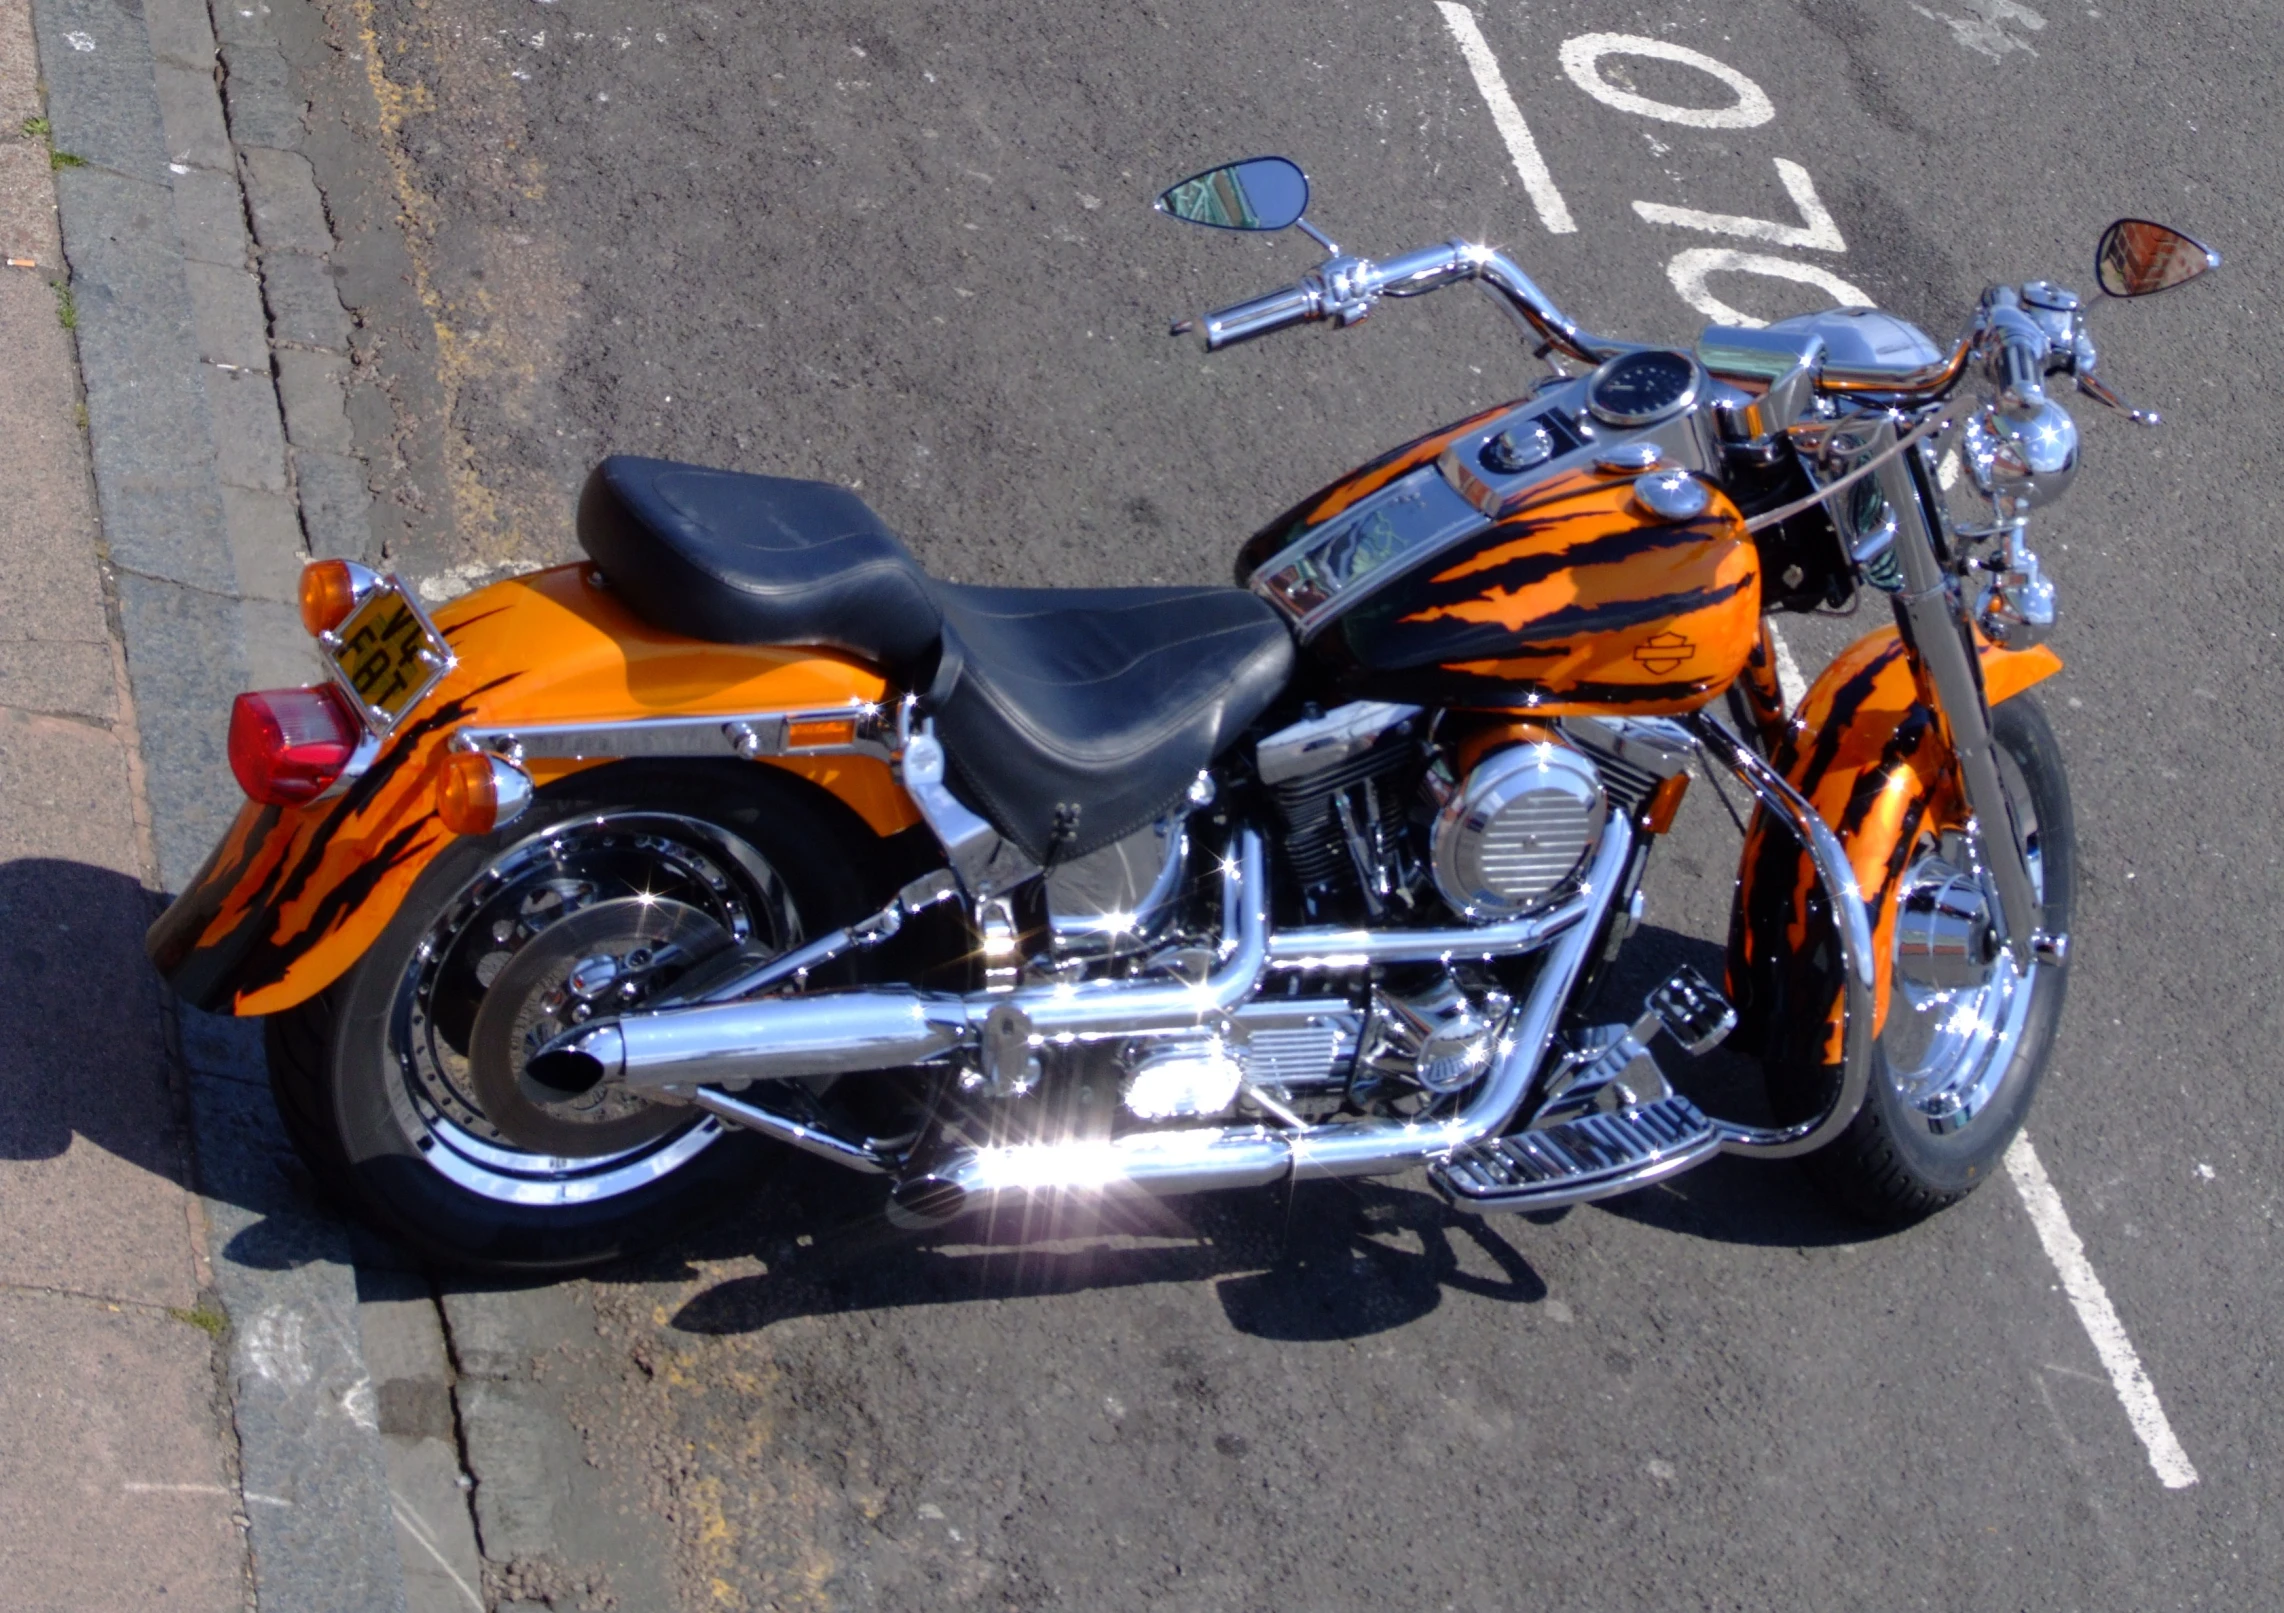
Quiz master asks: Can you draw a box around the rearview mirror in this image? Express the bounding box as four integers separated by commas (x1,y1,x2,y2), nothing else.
2095,219,2221,298
1156,157,1310,233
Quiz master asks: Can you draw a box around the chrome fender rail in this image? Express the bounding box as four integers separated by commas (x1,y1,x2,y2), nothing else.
1684,714,1876,1160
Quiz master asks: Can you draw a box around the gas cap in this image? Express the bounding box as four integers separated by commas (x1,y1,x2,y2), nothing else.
1633,468,1710,521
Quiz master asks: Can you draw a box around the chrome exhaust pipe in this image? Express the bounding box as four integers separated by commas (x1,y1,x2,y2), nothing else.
539,830,1270,1095
887,817,1633,1227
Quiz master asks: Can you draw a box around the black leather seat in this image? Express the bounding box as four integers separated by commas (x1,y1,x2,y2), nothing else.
929,584,1292,860
578,456,941,677
577,457,1294,862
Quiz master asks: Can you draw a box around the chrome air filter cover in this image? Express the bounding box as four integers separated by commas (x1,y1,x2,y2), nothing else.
1431,741,1608,921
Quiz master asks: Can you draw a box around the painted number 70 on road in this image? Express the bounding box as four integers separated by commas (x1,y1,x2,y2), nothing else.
1437,6,1873,328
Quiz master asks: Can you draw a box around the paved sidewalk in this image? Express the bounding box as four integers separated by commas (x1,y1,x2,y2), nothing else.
0,3,248,1605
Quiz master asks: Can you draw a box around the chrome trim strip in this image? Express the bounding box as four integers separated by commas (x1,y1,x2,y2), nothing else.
453,701,894,763
1685,715,1876,1159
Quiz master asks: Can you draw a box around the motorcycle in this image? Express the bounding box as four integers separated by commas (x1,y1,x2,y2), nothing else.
146,158,2218,1273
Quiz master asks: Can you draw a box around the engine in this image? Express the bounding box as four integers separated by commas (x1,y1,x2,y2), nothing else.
1000,702,1682,1131
1258,700,1664,927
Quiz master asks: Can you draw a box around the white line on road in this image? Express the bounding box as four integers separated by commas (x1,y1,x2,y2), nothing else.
2005,1132,2200,1489
1633,158,1846,252
1557,33,1776,129
123,1480,293,1508
1665,247,1874,329
393,1495,487,1612
1435,5,1576,234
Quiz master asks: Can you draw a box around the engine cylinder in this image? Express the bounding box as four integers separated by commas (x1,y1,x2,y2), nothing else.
1430,740,1606,920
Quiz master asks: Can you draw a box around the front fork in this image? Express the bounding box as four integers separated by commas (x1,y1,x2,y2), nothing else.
1874,428,2051,969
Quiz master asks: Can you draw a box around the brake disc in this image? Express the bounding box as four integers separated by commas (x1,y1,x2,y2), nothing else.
467,896,731,1157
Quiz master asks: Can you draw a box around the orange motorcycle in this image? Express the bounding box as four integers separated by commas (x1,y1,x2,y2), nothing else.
147,159,2217,1273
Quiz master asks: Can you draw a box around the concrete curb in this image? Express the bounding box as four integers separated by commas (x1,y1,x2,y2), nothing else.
31,0,474,1605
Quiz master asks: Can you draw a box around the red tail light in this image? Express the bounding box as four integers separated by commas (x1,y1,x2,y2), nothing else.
228,685,362,805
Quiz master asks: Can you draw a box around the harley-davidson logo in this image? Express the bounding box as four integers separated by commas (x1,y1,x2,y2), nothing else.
1633,632,1695,675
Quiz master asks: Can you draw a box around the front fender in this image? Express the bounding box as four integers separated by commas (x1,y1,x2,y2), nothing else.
147,564,922,1017
1727,624,2060,1065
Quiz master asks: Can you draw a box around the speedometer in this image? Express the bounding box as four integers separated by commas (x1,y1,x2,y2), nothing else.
1585,348,1702,427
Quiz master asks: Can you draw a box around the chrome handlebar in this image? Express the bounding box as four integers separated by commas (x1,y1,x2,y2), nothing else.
1193,240,1616,366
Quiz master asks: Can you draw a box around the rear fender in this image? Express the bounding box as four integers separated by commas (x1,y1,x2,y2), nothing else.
1727,624,2060,1064
146,564,922,1016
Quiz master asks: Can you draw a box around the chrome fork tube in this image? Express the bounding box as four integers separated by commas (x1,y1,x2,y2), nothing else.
1881,443,2042,967
1687,715,1876,1158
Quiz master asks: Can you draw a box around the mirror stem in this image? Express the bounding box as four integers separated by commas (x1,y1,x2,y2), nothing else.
1296,216,1340,255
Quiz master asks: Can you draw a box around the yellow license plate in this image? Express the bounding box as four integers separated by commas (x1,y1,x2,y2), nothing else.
327,585,448,724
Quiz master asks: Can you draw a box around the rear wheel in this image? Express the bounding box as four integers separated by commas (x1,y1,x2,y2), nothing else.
266,762,872,1274
1767,695,2075,1223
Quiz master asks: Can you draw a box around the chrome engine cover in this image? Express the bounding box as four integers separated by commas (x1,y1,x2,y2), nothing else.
1430,740,1607,920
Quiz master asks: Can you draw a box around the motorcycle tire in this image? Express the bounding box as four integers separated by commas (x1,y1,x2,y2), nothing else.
264,760,874,1274
1765,693,2075,1225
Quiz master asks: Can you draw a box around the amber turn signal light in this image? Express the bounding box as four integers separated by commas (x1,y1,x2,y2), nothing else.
437,750,534,837
300,559,361,637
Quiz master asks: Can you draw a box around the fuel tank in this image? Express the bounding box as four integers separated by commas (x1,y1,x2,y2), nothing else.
1238,395,1762,715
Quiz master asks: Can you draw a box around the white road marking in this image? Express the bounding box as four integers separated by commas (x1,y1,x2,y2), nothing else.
124,1481,292,1508
342,1374,379,1432
1633,158,1845,252
243,1304,312,1390
1664,247,1873,328
1912,0,2046,60
1436,5,1577,234
392,1495,487,1612
2004,1133,2200,1489
1764,619,1808,711
1558,33,1775,129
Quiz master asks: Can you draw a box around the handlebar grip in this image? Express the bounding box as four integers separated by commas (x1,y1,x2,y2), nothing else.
1199,283,1321,351
1986,307,2050,410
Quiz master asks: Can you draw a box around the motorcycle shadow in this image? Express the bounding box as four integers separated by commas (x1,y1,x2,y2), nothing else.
658,920,1879,1339
0,856,201,1178
662,1162,1553,1344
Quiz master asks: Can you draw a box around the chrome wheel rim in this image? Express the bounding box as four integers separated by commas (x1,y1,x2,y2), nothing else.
1881,746,2052,1138
386,811,801,1206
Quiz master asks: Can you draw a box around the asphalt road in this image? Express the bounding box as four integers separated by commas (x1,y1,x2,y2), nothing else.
295,0,2284,1605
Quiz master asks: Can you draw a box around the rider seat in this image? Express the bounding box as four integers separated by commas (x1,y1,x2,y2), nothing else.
577,457,1294,861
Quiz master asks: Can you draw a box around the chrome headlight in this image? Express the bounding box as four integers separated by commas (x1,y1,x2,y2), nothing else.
1964,399,2078,513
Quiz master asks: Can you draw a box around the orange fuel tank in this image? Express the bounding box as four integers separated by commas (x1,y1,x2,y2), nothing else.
1241,405,1761,717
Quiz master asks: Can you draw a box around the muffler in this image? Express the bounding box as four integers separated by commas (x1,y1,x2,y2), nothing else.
532,830,1270,1096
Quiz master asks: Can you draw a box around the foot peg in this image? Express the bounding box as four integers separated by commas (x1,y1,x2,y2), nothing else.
1644,964,1736,1055
1526,966,1737,1127
1430,1095,1720,1213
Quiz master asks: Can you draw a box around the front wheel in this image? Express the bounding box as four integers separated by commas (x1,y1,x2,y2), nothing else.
266,762,873,1274
1768,694,2075,1224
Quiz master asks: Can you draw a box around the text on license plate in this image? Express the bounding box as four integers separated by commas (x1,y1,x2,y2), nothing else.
329,588,445,722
